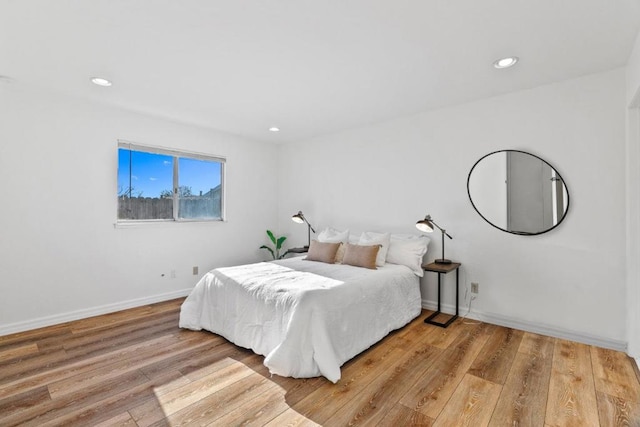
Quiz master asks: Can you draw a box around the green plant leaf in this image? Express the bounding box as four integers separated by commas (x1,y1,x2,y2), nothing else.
266,230,276,245
276,236,287,250
259,245,275,260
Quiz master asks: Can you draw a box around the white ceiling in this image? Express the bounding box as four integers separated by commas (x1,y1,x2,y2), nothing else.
1,0,639,143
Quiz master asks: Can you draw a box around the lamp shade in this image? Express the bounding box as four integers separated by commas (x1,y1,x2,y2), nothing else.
416,217,435,233
292,211,305,223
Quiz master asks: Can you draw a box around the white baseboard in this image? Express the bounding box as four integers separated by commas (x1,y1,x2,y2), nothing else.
636,358,640,371
0,289,192,337
422,299,627,352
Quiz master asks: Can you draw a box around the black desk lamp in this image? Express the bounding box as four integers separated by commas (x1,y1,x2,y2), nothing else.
416,214,453,264
292,211,316,249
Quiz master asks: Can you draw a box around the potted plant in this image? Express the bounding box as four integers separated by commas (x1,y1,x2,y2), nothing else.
259,230,290,259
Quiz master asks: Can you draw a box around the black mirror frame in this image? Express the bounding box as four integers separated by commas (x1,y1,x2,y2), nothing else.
466,149,570,236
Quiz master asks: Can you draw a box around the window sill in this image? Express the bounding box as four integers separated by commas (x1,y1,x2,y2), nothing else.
114,219,226,229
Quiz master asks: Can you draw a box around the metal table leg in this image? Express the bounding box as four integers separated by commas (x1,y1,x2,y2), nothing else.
424,269,459,328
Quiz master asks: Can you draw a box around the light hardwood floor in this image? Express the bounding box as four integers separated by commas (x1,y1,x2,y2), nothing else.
1,298,639,426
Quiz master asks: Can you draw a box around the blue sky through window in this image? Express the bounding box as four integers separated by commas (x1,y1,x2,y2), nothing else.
179,157,222,196
118,149,221,198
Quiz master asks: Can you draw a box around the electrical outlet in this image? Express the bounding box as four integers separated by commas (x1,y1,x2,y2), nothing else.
192,266,199,275
471,282,479,294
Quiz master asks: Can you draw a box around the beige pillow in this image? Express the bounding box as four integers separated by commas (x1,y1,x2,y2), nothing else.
317,227,349,263
342,243,380,269
305,240,341,264
359,231,391,267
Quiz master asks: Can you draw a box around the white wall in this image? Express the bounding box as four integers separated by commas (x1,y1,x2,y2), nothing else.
278,68,627,348
626,29,640,360
0,83,279,333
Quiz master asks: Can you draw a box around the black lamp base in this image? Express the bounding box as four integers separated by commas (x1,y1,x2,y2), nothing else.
435,258,452,264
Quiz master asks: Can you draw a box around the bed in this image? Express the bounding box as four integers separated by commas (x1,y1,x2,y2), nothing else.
179,256,422,383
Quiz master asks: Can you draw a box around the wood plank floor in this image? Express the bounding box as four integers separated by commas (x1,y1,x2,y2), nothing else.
1,299,639,426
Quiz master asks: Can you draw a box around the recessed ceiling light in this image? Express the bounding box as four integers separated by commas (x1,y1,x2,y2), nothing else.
493,56,519,69
90,77,112,87
269,127,280,132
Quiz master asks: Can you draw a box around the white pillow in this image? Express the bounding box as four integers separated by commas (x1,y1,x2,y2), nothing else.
317,227,349,242
386,234,430,276
358,231,391,267
317,227,349,263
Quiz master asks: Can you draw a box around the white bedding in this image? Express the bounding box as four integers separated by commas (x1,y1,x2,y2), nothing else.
179,257,421,383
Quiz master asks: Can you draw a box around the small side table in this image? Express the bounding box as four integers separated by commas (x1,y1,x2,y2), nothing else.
423,261,461,328
285,247,308,256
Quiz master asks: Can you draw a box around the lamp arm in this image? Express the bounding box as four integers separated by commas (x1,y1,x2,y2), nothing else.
304,218,316,234
429,219,453,239
301,214,315,248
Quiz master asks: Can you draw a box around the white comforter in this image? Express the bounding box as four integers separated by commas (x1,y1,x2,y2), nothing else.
179,257,421,383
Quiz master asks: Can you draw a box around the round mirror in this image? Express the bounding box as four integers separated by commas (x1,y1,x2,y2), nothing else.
467,150,569,235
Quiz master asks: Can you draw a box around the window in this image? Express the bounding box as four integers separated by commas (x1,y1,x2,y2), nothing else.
117,141,225,222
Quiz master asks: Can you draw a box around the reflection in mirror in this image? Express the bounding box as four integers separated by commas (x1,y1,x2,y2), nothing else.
467,150,569,235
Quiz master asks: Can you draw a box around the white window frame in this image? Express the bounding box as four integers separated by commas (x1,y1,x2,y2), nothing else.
117,140,226,224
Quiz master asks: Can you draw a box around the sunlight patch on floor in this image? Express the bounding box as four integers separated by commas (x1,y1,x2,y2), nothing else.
146,357,320,426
